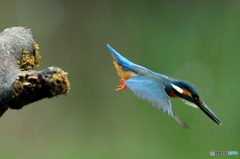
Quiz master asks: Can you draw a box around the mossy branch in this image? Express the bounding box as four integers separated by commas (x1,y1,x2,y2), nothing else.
0,27,70,117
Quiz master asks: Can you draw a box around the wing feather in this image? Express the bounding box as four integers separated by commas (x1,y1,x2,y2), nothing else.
125,75,188,128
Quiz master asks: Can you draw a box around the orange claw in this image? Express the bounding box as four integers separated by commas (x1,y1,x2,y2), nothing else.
119,79,125,84
116,84,127,91
116,79,126,91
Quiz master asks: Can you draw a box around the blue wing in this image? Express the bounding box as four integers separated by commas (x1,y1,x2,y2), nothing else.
125,75,188,128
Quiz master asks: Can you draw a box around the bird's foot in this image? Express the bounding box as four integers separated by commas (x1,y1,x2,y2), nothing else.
116,84,126,91
119,79,125,84
116,79,126,91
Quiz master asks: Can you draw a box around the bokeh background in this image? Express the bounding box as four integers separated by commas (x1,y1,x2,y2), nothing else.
0,0,239,158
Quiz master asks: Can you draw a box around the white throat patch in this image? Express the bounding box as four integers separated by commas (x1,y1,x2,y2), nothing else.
170,83,183,94
182,100,199,108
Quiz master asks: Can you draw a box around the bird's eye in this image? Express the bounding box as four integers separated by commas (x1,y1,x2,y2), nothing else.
191,92,199,101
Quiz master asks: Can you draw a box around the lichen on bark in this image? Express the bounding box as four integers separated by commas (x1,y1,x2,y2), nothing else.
0,27,70,117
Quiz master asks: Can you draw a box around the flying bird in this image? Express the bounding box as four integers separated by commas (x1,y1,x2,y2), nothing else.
107,44,222,128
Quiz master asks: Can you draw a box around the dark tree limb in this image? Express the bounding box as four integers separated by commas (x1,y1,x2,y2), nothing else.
0,27,70,117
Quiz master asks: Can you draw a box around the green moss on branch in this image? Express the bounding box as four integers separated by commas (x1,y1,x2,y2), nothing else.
0,27,70,117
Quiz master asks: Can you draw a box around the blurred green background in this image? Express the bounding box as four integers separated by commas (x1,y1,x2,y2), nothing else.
0,0,239,158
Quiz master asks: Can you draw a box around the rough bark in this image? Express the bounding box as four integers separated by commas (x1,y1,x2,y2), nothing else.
0,27,70,117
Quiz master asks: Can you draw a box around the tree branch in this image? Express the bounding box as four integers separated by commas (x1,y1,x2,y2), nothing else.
0,27,70,117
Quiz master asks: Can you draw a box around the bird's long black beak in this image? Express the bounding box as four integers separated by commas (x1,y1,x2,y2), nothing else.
197,101,222,126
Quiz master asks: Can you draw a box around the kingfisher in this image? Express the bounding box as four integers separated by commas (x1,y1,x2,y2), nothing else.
107,44,222,128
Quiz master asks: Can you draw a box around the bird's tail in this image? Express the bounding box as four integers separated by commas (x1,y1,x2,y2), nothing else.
173,113,188,128
106,44,133,66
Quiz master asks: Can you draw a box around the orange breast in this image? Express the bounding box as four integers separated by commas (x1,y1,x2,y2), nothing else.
113,61,137,80
166,90,179,98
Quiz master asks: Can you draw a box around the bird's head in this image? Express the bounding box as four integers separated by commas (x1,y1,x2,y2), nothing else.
169,80,201,107
169,79,222,125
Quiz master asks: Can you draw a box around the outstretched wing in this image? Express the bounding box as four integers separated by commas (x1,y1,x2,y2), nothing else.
125,75,188,128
